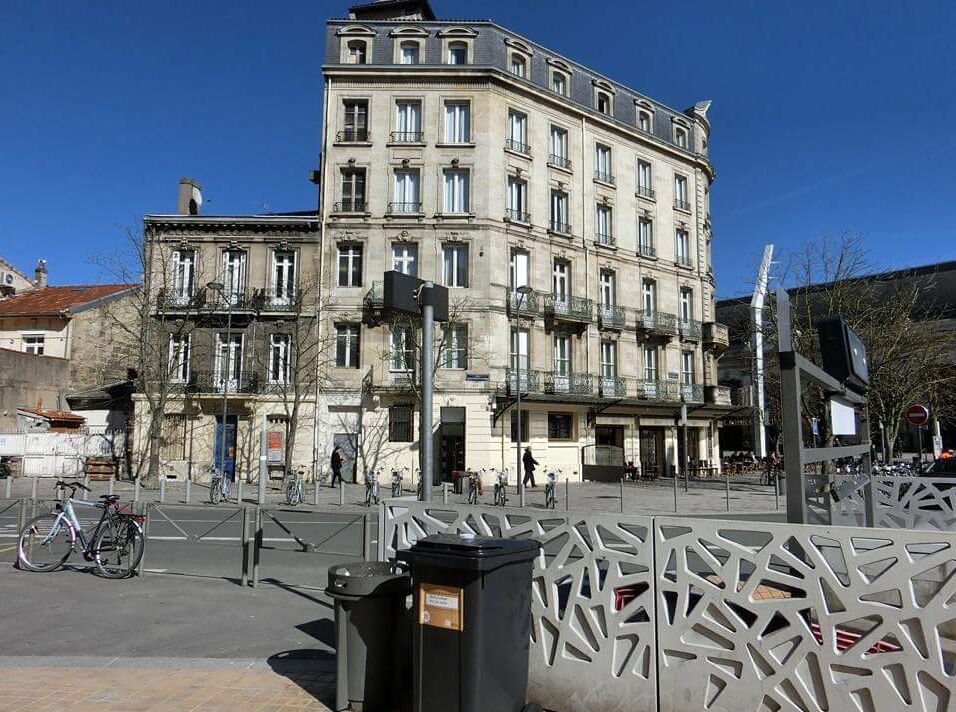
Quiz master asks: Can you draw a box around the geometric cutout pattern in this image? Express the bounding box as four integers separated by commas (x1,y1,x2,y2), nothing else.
836,477,956,532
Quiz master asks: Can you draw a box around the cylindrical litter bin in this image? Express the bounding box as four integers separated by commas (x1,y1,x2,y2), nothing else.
326,561,411,712
396,533,541,712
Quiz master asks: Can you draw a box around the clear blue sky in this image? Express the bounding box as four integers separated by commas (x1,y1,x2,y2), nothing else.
2,0,954,297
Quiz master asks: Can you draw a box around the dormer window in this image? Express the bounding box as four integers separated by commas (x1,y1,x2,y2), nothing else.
675,126,688,148
510,54,527,78
399,41,420,64
551,71,568,96
597,92,611,115
447,41,468,65
347,40,367,65
638,110,652,132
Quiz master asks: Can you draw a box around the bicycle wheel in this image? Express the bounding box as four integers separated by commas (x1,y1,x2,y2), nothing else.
211,482,222,504
93,516,145,579
17,513,75,572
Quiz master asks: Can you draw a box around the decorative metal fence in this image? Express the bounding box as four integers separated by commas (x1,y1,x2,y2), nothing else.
833,476,956,532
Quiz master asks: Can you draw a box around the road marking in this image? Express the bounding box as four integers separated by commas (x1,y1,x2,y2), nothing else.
0,544,18,553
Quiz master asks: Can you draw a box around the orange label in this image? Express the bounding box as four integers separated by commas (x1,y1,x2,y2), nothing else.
419,583,463,632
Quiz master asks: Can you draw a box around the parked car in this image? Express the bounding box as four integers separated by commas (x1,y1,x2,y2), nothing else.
921,457,956,478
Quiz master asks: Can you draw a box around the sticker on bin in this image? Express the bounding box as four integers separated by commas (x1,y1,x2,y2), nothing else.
419,583,463,631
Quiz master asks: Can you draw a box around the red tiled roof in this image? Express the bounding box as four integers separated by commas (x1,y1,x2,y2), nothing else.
18,407,86,423
0,284,133,316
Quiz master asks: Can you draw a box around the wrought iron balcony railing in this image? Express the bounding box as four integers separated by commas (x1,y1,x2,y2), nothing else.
702,321,730,351
545,294,593,323
681,383,704,403
636,310,678,336
548,154,571,170
679,318,702,341
549,220,571,235
506,288,538,317
705,385,732,406
156,289,206,311
674,199,691,212
333,199,368,213
336,129,369,142
600,376,627,398
598,304,626,330
190,370,260,395
364,281,384,308
594,170,615,185
637,243,656,258
207,290,251,311
253,288,302,312
505,368,541,395
545,371,593,395
635,379,680,401
676,254,694,268
505,208,531,223
637,185,656,199
505,138,531,155
389,130,423,143
595,232,615,247
388,201,422,214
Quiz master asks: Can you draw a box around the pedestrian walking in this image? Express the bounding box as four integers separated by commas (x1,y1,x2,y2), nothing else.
522,446,539,488
330,446,343,487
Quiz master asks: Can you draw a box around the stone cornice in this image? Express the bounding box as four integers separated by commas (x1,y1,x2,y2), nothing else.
144,214,319,237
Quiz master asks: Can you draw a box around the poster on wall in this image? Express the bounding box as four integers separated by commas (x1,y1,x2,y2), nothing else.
267,430,285,464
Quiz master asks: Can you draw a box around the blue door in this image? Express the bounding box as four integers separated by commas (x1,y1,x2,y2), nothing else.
215,415,238,481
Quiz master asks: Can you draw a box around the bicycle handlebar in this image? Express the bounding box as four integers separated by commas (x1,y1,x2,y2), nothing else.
55,479,91,492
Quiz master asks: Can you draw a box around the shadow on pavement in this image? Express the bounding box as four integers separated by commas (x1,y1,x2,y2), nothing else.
267,649,336,706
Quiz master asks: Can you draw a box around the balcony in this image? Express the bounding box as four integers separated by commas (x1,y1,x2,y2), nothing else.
336,129,369,143
548,154,571,170
706,385,732,406
190,370,260,395
676,254,694,268
679,318,702,341
388,201,422,215
681,383,704,403
545,294,593,326
595,233,616,248
703,322,730,352
505,288,538,318
156,288,206,311
549,220,571,235
363,281,386,325
598,304,626,330
637,185,656,200
637,244,657,259
594,170,615,185
252,289,301,313
505,368,541,395
389,130,423,143
545,371,593,395
505,208,531,224
599,376,627,398
332,199,368,214
206,290,252,312
505,138,531,155
636,310,678,337
635,379,680,402
674,199,691,212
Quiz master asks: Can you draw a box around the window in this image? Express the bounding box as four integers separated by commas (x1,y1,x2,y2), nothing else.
392,169,420,213
510,327,529,372
594,143,613,183
595,204,613,245
553,334,571,392
443,102,470,143
337,244,363,287
550,190,569,233
552,259,570,300
642,279,656,313
392,242,418,276
680,288,693,323
509,410,530,442
389,405,413,442
339,167,367,211
342,100,368,141
551,72,568,96
346,40,367,65
638,217,654,256
510,249,529,290
269,334,291,385
170,249,195,303
675,126,688,148
442,324,468,368
443,169,470,213
600,340,616,380
681,351,695,384
393,101,421,142
390,326,414,371
674,175,689,210
549,126,569,167
596,92,611,115
510,55,526,78
638,110,652,132
644,347,658,381
399,41,419,64
214,333,243,391
548,413,574,440
506,176,528,222
221,249,246,305
599,269,615,307
506,110,528,153
272,250,296,304
447,41,468,64
676,229,691,266
442,243,469,287
168,334,190,382
637,160,654,198
335,324,360,368
160,414,187,461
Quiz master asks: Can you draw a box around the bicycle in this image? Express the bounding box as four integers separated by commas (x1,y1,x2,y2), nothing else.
285,468,304,506
466,469,483,505
17,480,145,578
493,468,508,507
209,465,230,504
415,468,423,500
391,467,408,498
544,469,558,509
365,468,381,507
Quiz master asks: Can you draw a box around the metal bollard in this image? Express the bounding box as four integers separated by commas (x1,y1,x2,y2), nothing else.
240,506,250,587
185,477,191,504
620,478,625,513
236,479,243,504
673,474,678,513
134,477,140,502
313,482,320,507
159,477,166,503
442,482,449,504
17,498,27,536
83,476,90,500
362,512,372,561
31,478,38,502
4,477,11,499
137,502,149,576
775,476,780,510
339,480,345,506
725,472,731,512
251,506,262,587
519,484,525,508
565,478,570,512
108,479,114,496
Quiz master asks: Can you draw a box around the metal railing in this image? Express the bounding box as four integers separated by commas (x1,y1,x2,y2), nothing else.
676,253,694,268
505,138,531,155
336,129,368,142
548,154,571,170
634,379,680,401
389,130,423,143
388,201,422,214
190,370,261,395
207,290,251,311
599,376,627,397
680,382,704,403
505,208,531,223
156,289,206,310
506,288,539,316
549,220,571,235
545,294,593,322
333,199,368,213
506,368,541,394
636,310,678,335
674,198,691,211
253,288,302,312
595,232,615,247
598,304,626,329
593,170,615,184
679,318,702,340
637,243,656,258
636,184,655,199
544,371,593,395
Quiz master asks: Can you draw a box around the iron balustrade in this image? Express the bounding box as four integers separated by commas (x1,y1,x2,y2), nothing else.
637,243,657,258
681,383,704,403
207,290,250,311
549,220,571,235
545,294,593,322
674,199,691,211
594,170,615,185
506,368,541,394
506,288,539,316
636,310,678,335
253,288,301,312
600,376,627,397
333,199,368,213
634,379,680,401
636,185,656,199
676,254,694,268
364,281,384,308
388,201,422,214
702,321,729,350
190,370,261,395
548,154,571,170
679,318,702,341
156,289,206,310
595,232,616,247
389,130,423,143
336,129,368,142
598,304,626,329
505,208,531,223
545,371,593,395
504,138,531,155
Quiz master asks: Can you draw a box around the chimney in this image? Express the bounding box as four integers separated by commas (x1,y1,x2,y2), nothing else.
177,177,203,216
34,259,48,289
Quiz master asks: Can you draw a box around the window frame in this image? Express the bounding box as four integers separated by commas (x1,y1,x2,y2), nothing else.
22,333,46,356
268,333,292,385
442,242,469,288
442,167,471,214
335,323,361,369
389,405,414,442
337,243,363,288
441,323,469,369
547,412,575,441
442,101,471,144
168,333,191,383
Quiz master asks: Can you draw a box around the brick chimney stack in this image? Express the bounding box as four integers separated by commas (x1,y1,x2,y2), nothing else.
34,259,47,289
177,178,203,215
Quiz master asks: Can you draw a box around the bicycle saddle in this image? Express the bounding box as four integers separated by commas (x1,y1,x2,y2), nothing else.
99,494,120,503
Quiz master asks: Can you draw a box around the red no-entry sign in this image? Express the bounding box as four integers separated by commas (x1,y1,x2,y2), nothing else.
906,405,930,426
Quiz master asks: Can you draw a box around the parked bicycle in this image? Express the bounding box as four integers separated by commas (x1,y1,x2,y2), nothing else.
208,465,230,504
285,468,304,506
415,468,424,499
391,467,408,498
493,468,508,507
544,469,558,509
365,467,381,507
17,480,145,578
466,468,483,505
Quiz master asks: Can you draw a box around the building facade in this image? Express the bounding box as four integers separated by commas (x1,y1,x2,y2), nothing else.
312,0,731,483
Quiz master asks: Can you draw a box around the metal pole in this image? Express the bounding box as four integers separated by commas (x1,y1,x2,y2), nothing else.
442,482,448,504
137,502,148,576
236,478,243,504
258,414,268,505
219,300,233,492
83,476,90,500
777,289,808,524
108,478,114,497
159,477,166,503
725,471,731,511
134,476,140,502
564,477,570,512
620,477,625,513
339,479,345,506
673,471,678,513
421,282,435,502
680,405,689,493
185,477,191,504
362,512,372,561
240,506,250,587
515,298,524,510
313,479,320,507
31,477,38,501
4,477,10,499
251,506,261,587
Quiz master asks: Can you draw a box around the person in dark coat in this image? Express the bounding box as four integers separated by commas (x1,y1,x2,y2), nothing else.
330,446,343,487
522,447,539,488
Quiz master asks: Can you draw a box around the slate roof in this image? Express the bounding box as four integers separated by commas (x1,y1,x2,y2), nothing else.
0,284,134,317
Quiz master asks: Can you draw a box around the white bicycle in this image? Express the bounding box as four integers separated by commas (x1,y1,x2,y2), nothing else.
365,468,381,507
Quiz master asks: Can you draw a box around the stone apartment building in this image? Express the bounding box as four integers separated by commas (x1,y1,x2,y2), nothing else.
313,0,731,483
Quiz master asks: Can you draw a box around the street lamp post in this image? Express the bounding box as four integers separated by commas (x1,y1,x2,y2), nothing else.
513,286,533,507
208,281,234,488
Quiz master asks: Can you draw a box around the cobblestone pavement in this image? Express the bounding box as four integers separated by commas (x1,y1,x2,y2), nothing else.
0,659,334,712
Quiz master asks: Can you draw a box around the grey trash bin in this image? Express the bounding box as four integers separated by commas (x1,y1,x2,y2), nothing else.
327,561,411,712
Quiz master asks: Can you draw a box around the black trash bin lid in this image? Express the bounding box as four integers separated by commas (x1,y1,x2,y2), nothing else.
326,560,411,600
395,533,540,572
